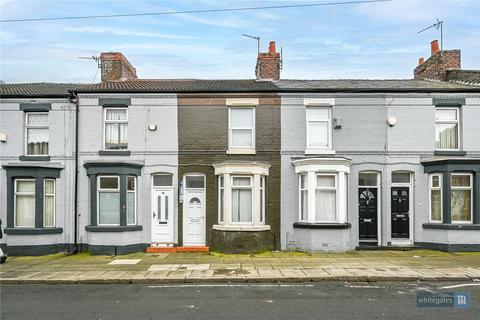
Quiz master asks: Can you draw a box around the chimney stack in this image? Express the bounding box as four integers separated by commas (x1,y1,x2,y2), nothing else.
414,40,461,81
256,41,281,80
100,52,137,82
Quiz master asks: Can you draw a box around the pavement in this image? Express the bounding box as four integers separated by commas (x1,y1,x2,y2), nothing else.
1,250,479,284
2,282,479,320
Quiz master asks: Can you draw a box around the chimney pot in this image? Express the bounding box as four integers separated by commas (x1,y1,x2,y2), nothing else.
431,40,440,56
268,41,276,55
418,57,425,65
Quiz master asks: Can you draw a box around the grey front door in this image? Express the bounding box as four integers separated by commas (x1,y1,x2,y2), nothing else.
391,187,409,238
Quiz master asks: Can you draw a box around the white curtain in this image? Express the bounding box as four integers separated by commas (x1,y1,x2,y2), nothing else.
315,189,336,222
232,129,253,147
127,192,135,224
99,192,120,225
27,128,49,155
44,195,55,226
105,123,127,148
106,109,127,121
16,195,35,227
300,190,308,220
308,121,328,148
430,190,442,221
436,123,458,149
231,189,252,223
451,190,471,221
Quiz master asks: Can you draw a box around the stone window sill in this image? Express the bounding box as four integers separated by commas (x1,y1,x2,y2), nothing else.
422,223,480,230
304,149,335,155
434,150,467,156
98,150,131,156
212,224,270,232
226,148,256,155
4,227,63,235
85,225,143,232
19,155,51,161
293,222,351,229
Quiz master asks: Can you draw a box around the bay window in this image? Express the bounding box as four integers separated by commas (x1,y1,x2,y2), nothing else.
435,108,459,150
127,176,136,225
25,112,49,155
293,157,350,225
213,162,270,231
104,108,128,150
98,176,120,225
429,174,442,222
451,173,472,223
14,179,36,227
43,179,55,227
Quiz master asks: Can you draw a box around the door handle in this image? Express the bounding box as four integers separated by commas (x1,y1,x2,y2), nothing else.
153,212,156,218
363,218,372,222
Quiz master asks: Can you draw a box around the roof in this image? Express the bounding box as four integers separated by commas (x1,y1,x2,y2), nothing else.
446,70,480,87
2,78,480,98
0,82,83,98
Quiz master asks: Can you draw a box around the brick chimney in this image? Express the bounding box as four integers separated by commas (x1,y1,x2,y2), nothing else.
100,52,137,82
256,41,281,80
414,40,461,81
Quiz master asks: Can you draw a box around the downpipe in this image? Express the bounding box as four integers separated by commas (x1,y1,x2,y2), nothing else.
68,92,79,254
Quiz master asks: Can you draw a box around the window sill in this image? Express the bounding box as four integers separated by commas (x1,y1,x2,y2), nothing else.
85,225,143,232
212,224,270,232
293,222,351,229
304,149,335,155
434,150,467,156
98,150,131,156
422,223,480,230
19,155,51,161
226,148,256,155
4,227,63,235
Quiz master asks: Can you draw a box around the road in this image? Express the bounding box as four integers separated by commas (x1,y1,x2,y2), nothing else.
1,282,478,320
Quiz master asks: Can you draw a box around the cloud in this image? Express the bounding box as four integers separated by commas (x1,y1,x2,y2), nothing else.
65,26,195,40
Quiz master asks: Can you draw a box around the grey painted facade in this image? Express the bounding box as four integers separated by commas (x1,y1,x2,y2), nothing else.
281,93,480,252
0,98,76,254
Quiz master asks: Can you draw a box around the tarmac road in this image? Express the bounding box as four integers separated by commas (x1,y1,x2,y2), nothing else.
1,281,478,320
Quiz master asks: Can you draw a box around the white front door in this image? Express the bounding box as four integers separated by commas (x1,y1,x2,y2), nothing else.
151,189,174,243
183,175,206,246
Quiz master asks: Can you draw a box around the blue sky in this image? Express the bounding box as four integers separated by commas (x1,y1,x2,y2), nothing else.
1,0,479,83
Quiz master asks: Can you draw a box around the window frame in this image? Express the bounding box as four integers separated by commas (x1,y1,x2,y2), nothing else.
298,174,308,222
306,107,332,152
126,176,137,226
218,176,224,223
25,111,49,156
43,179,56,227
230,175,254,225
228,107,255,150
14,178,36,228
103,107,128,151
314,173,338,223
428,174,443,223
260,176,265,223
435,107,460,151
97,175,121,226
450,173,473,224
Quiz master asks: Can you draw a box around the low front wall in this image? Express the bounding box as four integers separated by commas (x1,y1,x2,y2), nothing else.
287,228,354,252
209,229,274,253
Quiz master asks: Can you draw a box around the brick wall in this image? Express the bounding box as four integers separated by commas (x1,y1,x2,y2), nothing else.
414,50,461,81
100,52,137,82
256,41,281,80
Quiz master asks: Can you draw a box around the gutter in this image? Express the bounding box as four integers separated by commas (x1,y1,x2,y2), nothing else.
68,92,79,254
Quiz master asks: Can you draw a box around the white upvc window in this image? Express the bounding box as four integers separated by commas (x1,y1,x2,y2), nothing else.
228,107,255,153
429,174,443,223
299,174,308,222
44,179,55,227
97,176,120,225
213,162,270,231
126,176,136,225
25,112,49,155
450,173,472,223
435,107,460,150
104,108,128,150
314,174,337,222
14,179,36,227
293,158,350,224
231,176,253,224
306,107,332,153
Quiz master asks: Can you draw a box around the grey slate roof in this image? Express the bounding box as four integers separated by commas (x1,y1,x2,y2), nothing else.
446,70,480,86
2,79,480,97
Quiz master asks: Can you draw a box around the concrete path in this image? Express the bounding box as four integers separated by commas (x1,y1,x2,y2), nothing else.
1,250,479,284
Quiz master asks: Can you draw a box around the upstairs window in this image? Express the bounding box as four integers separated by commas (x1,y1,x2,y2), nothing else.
435,108,459,150
25,112,49,155
229,108,255,150
306,107,331,152
104,108,128,150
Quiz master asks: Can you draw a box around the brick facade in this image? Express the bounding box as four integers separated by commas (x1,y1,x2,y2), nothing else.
256,41,281,80
414,49,461,81
100,52,137,82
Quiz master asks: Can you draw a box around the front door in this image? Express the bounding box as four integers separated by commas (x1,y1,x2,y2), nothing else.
151,189,174,243
183,175,206,246
391,187,409,239
358,188,378,240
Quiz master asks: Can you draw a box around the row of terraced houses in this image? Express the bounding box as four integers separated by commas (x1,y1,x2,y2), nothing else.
1,40,480,255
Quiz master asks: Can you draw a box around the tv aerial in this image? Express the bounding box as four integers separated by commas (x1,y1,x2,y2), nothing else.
418,18,444,50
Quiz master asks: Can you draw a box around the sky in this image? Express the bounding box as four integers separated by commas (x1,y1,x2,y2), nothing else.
0,0,479,83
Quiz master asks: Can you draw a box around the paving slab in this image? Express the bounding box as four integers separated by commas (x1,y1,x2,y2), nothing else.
148,264,180,271
108,259,141,265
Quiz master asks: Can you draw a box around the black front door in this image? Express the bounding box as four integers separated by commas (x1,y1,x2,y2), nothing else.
391,187,409,238
359,188,378,240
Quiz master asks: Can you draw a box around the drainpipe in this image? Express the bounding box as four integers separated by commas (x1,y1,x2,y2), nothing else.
69,92,79,254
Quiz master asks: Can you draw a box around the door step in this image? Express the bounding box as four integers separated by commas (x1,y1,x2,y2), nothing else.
146,246,209,253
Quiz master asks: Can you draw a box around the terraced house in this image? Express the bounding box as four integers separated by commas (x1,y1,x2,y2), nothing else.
1,40,479,255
